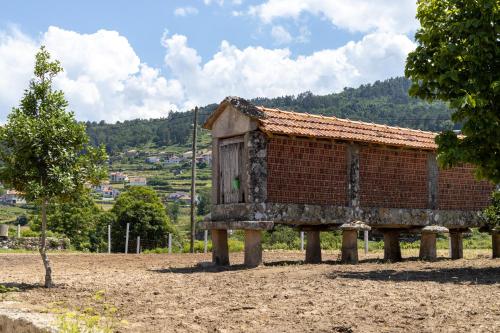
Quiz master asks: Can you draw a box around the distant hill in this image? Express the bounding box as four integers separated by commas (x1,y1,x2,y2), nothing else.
85,77,454,154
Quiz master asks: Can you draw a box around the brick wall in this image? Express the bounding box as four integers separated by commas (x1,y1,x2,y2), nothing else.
438,164,493,210
359,147,428,209
267,138,348,205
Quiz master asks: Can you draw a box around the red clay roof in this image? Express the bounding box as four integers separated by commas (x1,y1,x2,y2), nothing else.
258,107,438,150
204,97,438,150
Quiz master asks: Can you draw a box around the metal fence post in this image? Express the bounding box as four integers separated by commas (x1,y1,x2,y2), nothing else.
204,230,208,253
364,230,369,255
125,223,130,254
108,224,111,254
136,236,140,254
168,233,172,254
300,231,304,251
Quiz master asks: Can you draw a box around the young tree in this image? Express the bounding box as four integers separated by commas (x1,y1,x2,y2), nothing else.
0,47,107,287
405,0,499,183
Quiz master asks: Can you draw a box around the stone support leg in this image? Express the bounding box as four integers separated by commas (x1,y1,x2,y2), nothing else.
244,230,262,267
212,229,229,265
449,231,463,260
492,231,499,259
383,229,402,262
305,231,322,264
419,232,437,261
341,230,359,264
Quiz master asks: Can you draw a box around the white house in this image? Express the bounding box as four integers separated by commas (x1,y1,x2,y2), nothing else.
165,155,183,165
0,190,26,205
128,177,147,186
146,156,161,164
110,172,128,183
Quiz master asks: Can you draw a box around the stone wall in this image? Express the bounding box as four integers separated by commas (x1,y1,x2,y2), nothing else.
0,237,69,251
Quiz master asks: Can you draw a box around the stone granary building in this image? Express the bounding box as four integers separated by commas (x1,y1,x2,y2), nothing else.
200,97,496,266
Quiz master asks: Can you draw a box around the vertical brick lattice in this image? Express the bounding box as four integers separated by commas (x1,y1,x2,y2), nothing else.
438,164,493,210
359,147,428,209
267,138,348,205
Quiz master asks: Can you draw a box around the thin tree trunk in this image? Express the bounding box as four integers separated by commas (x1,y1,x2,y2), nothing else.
39,199,53,288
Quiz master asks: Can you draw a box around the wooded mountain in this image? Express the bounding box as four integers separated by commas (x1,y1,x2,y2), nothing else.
85,77,454,154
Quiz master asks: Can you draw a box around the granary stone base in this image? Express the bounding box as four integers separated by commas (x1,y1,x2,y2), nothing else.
341,230,358,264
449,231,464,260
419,233,437,261
493,230,500,259
211,203,484,229
305,231,321,264
382,229,402,262
212,230,229,266
244,230,262,267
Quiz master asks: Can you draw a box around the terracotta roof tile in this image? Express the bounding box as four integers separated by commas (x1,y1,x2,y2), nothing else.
257,107,438,150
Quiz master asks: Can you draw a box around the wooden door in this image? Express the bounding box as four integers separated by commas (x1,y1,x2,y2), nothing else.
219,137,244,204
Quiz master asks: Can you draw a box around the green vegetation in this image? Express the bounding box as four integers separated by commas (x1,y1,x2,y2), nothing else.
85,77,452,157
52,291,126,333
406,0,499,183
0,46,107,287
111,186,176,252
483,191,500,229
0,284,20,293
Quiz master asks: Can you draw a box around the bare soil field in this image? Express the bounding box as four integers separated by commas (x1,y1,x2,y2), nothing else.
0,250,499,332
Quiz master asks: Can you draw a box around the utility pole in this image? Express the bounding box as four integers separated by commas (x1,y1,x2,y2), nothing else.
190,106,198,253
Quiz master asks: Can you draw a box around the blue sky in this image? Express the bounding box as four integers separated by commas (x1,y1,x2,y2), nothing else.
0,0,419,122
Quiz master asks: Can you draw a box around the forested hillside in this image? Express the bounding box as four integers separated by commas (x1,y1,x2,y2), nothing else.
85,77,454,154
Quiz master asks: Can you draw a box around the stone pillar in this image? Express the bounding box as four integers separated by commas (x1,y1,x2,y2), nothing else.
419,226,448,261
492,229,499,259
419,232,437,261
383,229,402,262
341,230,359,264
212,229,229,265
449,230,463,260
244,230,262,267
305,231,321,264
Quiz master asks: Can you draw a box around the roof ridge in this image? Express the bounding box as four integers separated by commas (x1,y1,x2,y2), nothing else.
259,106,437,136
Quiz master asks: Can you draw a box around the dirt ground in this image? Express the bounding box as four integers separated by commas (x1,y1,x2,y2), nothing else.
0,250,499,333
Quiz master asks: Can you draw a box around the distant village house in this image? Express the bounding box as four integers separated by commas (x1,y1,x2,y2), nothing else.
128,177,147,186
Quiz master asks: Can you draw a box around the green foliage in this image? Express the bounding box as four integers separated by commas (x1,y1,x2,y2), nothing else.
111,186,175,251
406,0,500,183
167,201,180,224
30,191,113,251
55,290,125,333
196,188,211,216
86,77,453,155
0,284,20,293
0,46,108,203
483,191,500,229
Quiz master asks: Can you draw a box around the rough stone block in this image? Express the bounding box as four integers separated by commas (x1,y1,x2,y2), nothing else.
305,231,322,264
212,229,229,266
341,229,358,264
244,230,262,267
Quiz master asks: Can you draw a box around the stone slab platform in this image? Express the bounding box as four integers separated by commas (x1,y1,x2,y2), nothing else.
199,220,274,230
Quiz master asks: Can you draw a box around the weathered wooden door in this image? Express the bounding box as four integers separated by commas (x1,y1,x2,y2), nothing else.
219,137,245,204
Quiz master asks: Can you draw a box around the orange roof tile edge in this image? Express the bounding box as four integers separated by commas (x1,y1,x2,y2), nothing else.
204,97,438,150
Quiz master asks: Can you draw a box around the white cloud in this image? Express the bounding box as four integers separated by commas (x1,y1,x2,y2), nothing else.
0,26,415,122
0,27,38,115
249,0,418,34
161,31,415,107
271,25,293,45
174,6,199,17
0,27,181,122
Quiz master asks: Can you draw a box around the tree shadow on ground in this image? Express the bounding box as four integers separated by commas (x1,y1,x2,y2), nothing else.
150,263,252,274
150,256,457,274
328,266,500,285
0,282,40,291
